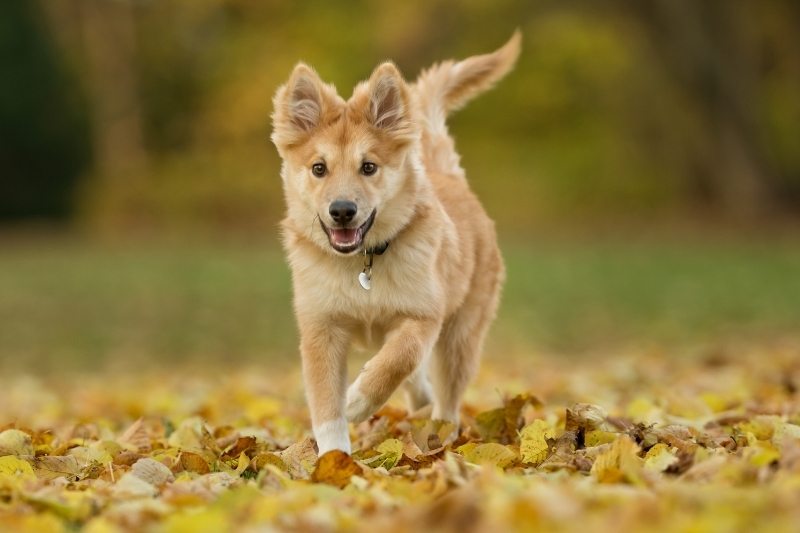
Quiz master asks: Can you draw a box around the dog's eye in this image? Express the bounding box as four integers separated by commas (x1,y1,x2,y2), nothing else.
311,163,327,178
360,162,377,176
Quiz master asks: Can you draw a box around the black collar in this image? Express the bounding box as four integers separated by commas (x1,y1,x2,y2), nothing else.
366,241,390,255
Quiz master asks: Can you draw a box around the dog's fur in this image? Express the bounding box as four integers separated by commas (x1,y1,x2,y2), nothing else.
271,32,521,454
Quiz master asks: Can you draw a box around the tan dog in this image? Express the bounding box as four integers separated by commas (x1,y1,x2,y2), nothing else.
271,32,520,454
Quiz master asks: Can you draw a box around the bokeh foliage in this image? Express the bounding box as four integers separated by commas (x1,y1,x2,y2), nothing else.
5,0,799,230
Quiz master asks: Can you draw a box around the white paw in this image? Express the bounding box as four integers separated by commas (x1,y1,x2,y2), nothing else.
345,378,378,423
314,418,351,455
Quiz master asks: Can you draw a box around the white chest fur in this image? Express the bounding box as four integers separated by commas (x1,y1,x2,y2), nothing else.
290,243,442,322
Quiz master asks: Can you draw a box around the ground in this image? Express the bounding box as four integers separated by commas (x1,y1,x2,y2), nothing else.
0,237,799,531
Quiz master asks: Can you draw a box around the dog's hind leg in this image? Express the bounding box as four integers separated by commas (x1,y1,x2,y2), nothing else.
403,354,433,411
431,255,503,424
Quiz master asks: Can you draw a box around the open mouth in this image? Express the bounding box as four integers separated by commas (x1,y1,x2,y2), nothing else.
320,209,376,254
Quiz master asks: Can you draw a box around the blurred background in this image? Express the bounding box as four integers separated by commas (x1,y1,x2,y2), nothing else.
1,0,799,374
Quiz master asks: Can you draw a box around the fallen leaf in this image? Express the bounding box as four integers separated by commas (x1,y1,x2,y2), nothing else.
459,443,517,468
0,455,35,486
643,443,678,473
590,435,646,485
362,438,404,470
278,438,317,479
0,429,34,456
179,451,211,474
519,419,555,465
311,450,362,488
131,457,175,486
33,455,84,481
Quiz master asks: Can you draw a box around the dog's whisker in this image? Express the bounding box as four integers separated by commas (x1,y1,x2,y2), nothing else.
308,214,320,239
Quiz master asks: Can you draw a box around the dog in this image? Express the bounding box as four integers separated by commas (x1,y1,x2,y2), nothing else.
271,32,520,455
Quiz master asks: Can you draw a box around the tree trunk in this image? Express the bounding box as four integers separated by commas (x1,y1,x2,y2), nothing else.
74,0,148,180
620,0,781,217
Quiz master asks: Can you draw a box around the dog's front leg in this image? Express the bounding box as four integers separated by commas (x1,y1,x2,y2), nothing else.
299,319,351,455
346,317,440,423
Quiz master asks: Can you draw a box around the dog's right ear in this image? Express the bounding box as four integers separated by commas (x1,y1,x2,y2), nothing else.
272,64,335,148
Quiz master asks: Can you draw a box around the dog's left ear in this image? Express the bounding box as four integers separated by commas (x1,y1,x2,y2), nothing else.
365,63,415,141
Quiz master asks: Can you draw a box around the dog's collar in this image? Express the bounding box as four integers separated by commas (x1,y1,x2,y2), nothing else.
358,241,390,290
365,241,390,256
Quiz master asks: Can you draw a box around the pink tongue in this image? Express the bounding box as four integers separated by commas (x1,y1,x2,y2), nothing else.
331,228,358,245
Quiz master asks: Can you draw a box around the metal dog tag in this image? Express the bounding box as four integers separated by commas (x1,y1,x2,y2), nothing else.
358,271,371,290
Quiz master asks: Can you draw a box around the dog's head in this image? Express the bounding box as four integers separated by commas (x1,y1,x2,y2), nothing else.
271,62,420,255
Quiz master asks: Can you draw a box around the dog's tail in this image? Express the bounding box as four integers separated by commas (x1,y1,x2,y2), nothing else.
413,31,521,175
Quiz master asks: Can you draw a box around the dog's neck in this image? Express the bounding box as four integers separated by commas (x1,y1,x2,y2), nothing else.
365,241,390,256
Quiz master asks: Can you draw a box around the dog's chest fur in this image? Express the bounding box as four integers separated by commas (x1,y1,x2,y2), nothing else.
289,235,446,325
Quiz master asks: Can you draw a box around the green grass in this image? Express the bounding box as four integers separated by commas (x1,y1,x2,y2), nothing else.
1,236,798,372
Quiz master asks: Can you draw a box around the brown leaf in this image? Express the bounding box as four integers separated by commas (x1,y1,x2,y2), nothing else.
311,450,362,488
277,437,318,479
222,436,256,459
118,418,150,452
475,393,541,444
410,419,456,453
113,450,142,467
179,451,211,474
565,403,608,434
539,430,579,471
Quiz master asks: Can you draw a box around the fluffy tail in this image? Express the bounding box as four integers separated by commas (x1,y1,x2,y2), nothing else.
413,31,521,175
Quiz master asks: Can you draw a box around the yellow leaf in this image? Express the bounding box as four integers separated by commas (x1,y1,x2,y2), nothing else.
643,443,678,473
626,397,660,423
161,508,229,533
0,429,33,456
519,419,555,465
475,408,506,442
0,455,35,487
584,430,617,447
250,452,288,473
591,435,645,485
738,418,775,441
460,443,517,468
168,417,218,453
235,451,250,475
363,438,404,470
748,442,780,467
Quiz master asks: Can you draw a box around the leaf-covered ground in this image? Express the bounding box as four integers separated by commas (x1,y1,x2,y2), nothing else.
2,346,800,532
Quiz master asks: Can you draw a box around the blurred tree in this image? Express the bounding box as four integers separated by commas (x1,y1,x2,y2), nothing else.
0,0,90,220
613,0,800,216
12,0,800,230
74,0,148,178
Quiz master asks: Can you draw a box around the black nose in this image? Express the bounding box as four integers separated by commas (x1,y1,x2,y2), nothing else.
329,200,357,225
